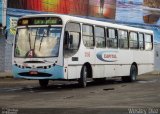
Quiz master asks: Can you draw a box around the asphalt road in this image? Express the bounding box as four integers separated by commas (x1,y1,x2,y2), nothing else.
0,74,160,114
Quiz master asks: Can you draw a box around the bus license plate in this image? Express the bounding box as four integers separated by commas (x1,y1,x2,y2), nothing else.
29,71,38,75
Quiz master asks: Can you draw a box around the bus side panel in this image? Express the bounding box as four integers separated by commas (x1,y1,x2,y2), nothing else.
133,50,154,75
64,45,96,79
92,65,130,78
115,65,130,76
67,66,81,79
104,65,116,77
92,65,105,78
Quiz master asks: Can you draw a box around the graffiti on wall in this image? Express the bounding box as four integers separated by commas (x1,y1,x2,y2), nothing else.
7,0,116,19
6,0,160,42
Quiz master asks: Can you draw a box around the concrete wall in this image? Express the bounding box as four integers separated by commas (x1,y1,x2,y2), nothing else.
154,43,160,71
5,40,12,72
0,35,13,73
0,37,5,72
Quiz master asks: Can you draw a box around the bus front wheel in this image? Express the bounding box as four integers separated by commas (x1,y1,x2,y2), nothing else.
39,79,49,88
122,65,137,82
78,66,87,88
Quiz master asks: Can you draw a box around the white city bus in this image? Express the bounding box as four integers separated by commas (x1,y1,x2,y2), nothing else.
12,14,154,87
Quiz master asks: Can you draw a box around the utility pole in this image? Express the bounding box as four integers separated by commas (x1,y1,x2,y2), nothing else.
2,0,7,28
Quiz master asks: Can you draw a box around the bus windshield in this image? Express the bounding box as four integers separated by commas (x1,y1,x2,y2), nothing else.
15,27,62,58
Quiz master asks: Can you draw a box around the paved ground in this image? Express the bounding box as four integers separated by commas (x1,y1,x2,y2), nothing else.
0,74,160,114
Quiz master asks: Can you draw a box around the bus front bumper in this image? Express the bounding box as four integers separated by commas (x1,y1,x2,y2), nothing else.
12,65,64,80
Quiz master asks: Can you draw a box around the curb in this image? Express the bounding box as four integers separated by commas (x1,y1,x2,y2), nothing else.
149,71,160,75
0,72,13,78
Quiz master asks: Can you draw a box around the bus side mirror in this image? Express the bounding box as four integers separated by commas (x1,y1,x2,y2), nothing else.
64,31,73,49
64,31,69,44
64,31,69,49
69,35,73,45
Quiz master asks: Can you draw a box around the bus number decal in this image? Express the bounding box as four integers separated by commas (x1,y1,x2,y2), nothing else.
85,52,90,57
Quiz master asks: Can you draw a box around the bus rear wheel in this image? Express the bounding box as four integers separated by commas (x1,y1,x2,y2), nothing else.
122,65,137,82
39,79,49,88
78,66,87,88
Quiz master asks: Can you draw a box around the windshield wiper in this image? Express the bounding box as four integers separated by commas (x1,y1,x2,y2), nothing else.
33,29,38,50
39,30,46,51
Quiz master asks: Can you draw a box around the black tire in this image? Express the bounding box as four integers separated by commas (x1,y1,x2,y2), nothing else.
122,65,137,82
78,66,87,88
39,79,49,88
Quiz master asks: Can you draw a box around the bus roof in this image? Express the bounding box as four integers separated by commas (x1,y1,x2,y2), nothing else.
20,14,153,34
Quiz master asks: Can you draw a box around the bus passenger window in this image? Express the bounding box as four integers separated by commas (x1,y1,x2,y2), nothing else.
107,28,118,48
95,26,105,48
129,32,138,49
145,34,153,51
139,33,144,50
82,25,94,48
118,30,128,49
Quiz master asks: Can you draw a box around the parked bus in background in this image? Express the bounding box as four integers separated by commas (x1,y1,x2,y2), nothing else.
11,14,154,88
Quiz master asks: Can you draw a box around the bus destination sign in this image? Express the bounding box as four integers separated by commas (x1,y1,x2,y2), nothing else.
18,17,62,26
